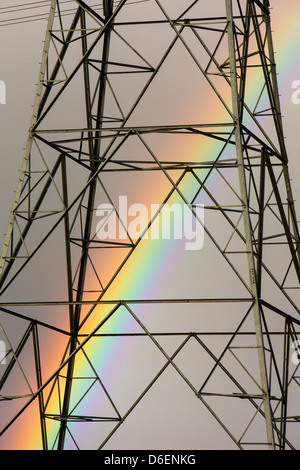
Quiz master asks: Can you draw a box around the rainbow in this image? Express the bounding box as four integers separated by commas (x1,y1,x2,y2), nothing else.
1,1,299,450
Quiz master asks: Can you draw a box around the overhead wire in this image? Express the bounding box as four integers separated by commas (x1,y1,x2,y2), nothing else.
0,0,150,27
0,1,99,27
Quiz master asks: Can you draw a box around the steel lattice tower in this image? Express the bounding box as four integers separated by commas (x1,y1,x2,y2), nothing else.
0,0,300,450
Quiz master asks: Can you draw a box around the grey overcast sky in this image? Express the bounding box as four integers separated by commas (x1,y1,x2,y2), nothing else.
1,0,300,450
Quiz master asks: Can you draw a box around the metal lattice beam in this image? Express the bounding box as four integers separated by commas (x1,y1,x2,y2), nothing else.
0,0,300,450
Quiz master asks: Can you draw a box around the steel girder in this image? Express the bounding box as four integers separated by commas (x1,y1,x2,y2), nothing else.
0,0,300,450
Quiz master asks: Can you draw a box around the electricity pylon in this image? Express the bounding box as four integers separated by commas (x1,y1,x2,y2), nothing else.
0,0,300,450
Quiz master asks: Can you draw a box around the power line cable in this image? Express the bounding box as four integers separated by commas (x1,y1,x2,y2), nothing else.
0,0,149,27
0,0,78,11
